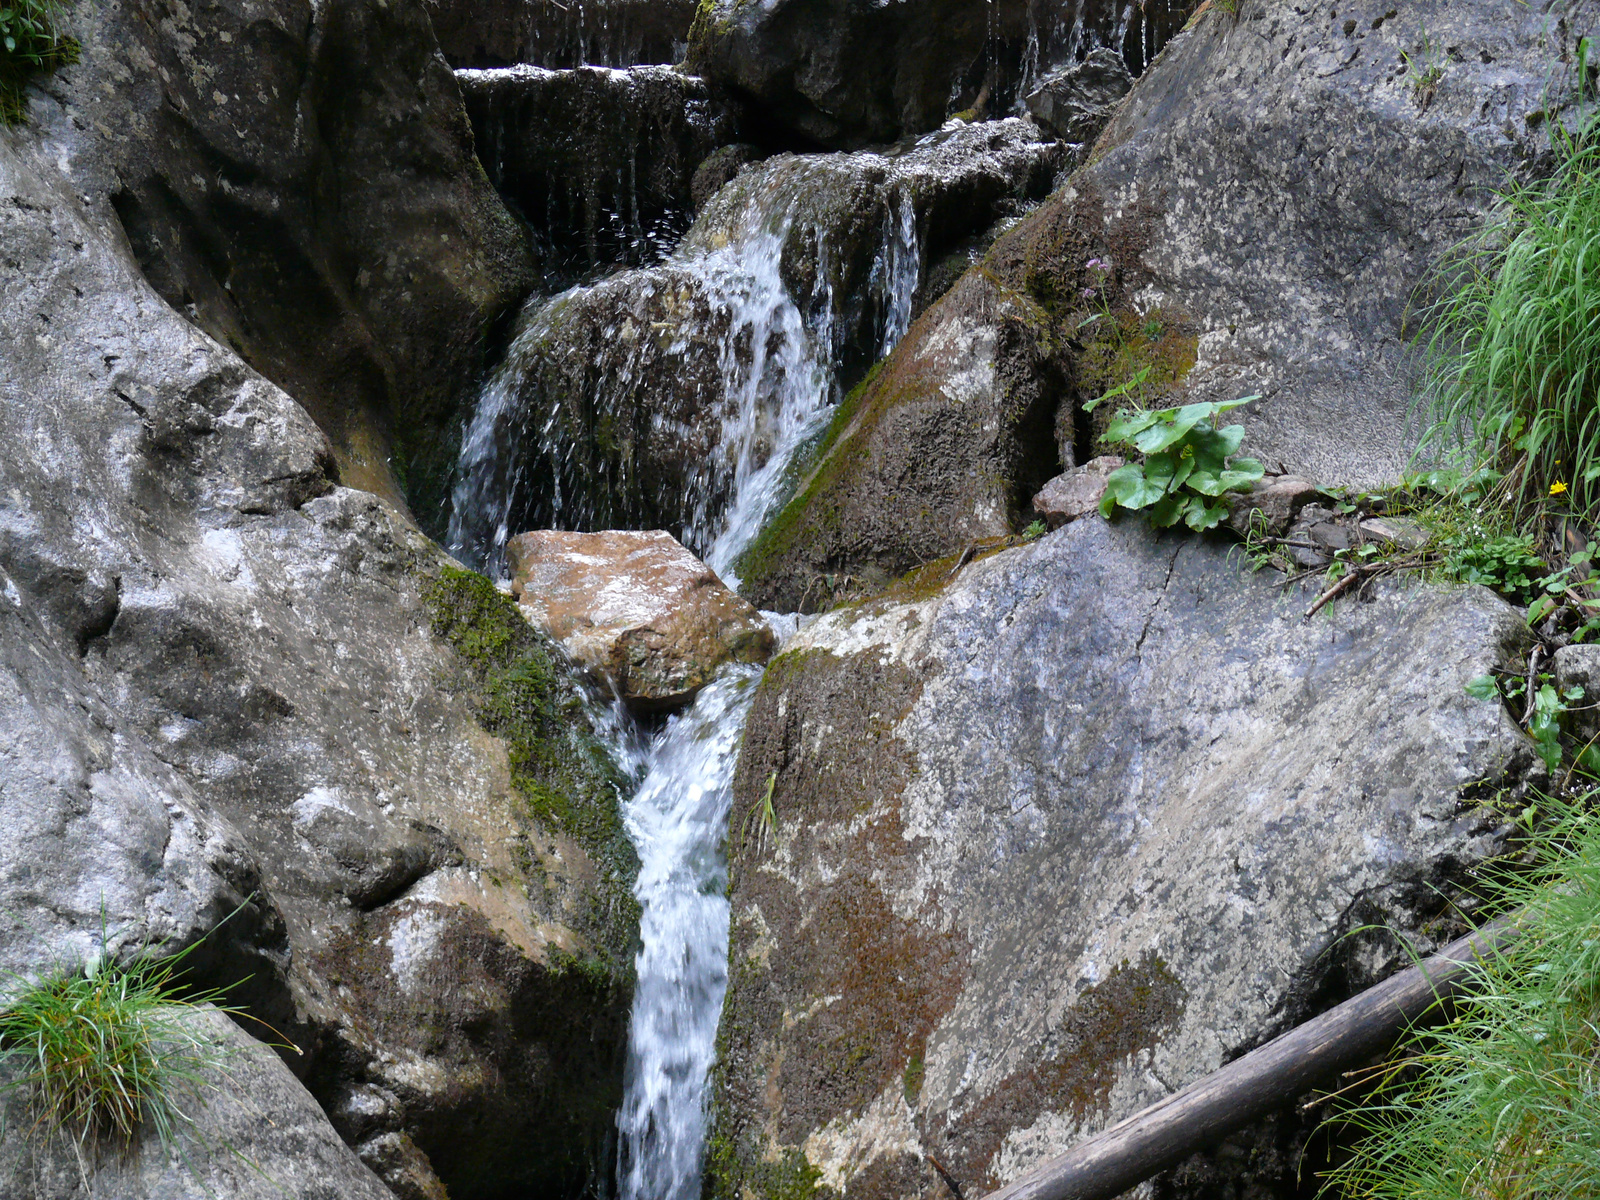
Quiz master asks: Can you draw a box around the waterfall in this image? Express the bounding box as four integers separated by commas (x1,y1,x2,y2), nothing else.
444,146,927,1200
612,666,760,1200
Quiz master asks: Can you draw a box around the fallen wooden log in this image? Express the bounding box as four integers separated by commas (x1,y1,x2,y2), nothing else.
979,917,1521,1200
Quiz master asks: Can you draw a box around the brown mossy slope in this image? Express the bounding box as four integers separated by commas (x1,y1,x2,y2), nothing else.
709,646,968,1200
736,177,1193,613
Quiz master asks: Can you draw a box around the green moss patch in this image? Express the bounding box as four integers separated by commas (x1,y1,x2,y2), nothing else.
422,564,640,969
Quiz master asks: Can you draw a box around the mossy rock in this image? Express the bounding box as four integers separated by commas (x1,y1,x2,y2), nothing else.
422,564,640,970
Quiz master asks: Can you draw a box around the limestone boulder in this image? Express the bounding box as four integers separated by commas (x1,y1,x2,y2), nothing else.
27,0,537,528
509,530,775,710
426,0,696,69
712,517,1534,1200
738,0,1596,610
2,91,633,1200
458,65,743,280
0,1008,394,1200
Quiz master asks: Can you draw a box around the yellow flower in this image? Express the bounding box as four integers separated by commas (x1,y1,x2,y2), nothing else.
1551,480,1570,496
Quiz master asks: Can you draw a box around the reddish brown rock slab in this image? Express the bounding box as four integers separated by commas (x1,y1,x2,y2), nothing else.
1031,456,1125,529
508,530,776,711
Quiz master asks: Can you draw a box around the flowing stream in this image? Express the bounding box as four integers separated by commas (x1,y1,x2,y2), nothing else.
445,154,921,1200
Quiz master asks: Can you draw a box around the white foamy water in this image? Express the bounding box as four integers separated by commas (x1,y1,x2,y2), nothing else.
613,665,761,1200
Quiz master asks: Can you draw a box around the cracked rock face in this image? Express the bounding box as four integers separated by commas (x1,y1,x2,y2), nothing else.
2,52,633,1200
711,517,1532,1200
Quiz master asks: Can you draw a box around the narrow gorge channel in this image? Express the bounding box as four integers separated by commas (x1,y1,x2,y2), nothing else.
4,0,1583,1195
446,152,924,1196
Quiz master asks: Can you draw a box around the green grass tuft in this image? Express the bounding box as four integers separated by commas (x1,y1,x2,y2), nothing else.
0,939,242,1171
1324,802,1600,1199
1418,117,1600,520
0,0,77,124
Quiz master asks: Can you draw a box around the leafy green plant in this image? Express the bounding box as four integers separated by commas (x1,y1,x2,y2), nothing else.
1417,80,1600,520
1092,397,1264,531
0,0,76,123
1322,801,1600,1200
1444,532,1549,601
1466,670,1586,773
0,932,249,1170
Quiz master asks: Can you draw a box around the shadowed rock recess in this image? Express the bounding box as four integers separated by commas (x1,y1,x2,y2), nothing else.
22,0,538,531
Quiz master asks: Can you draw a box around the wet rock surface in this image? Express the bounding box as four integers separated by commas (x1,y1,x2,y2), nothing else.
459,65,743,280
2,80,634,1200
686,0,1188,147
712,516,1532,1200
427,0,696,69
465,119,1061,562
1024,46,1134,142
737,267,1066,611
739,0,1597,610
508,529,775,710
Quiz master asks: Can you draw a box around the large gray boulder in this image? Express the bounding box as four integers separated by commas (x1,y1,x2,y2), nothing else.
737,0,1599,610
458,119,1061,565
2,85,633,1200
25,0,537,531
457,65,743,279
711,517,1533,1200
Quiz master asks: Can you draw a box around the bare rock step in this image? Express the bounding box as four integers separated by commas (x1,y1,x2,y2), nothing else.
1223,475,1325,538
1031,455,1125,529
508,530,776,711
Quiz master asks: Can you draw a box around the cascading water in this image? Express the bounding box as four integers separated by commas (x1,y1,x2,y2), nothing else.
612,665,759,1200
446,160,924,583
445,146,925,1200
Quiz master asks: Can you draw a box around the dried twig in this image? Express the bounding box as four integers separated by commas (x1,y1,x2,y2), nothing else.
1304,567,1364,620
1523,643,1546,724
946,542,978,582
928,1155,965,1200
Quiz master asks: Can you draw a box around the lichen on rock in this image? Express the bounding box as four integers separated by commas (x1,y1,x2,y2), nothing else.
711,516,1535,1199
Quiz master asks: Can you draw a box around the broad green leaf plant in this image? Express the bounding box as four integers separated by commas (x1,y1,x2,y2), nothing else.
1093,396,1265,531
